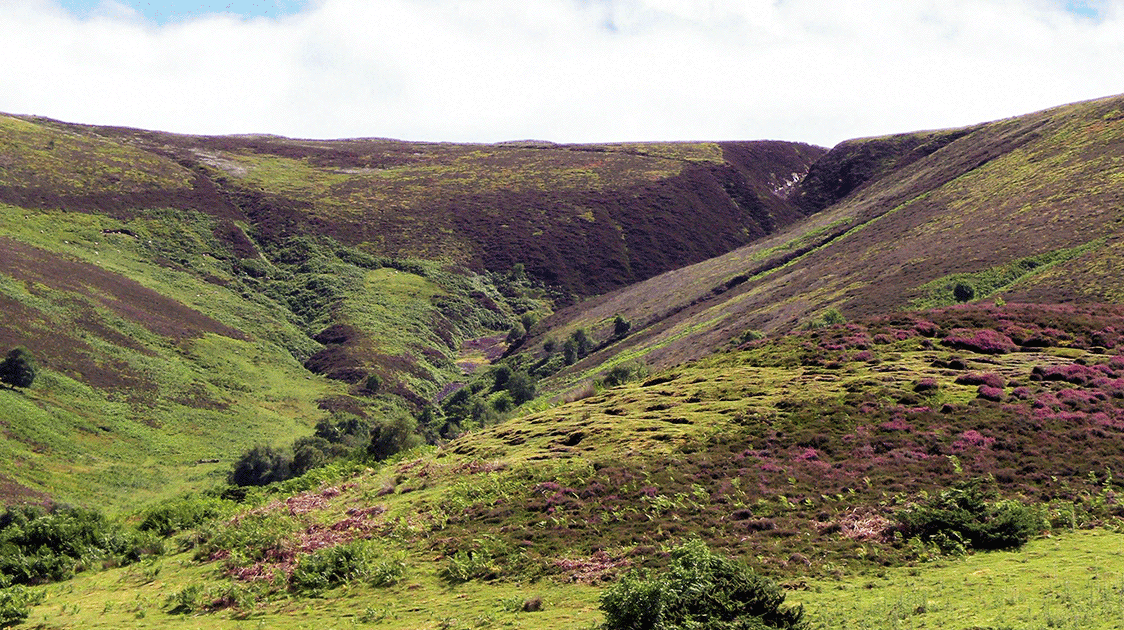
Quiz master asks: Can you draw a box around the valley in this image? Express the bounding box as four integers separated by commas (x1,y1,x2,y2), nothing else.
1,94,1124,628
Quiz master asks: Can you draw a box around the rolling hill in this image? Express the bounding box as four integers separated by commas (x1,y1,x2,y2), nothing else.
525,94,1124,398
3,94,1124,629
0,113,821,507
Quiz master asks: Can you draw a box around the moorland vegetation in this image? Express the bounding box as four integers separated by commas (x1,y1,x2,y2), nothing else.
1,94,1124,628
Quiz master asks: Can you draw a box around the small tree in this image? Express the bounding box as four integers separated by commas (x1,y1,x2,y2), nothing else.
571,328,593,357
562,338,578,365
228,445,293,487
953,282,976,303
367,411,423,461
0,347,36,389
613,315,632,338
506,371,537,405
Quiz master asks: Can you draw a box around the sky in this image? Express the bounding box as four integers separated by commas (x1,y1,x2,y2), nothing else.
0,0,1122,147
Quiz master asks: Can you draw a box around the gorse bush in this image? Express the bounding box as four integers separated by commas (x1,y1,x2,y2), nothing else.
896,478,1044,553
600,540,807,630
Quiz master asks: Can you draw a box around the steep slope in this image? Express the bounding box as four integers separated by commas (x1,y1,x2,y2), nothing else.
527,94,1124,395
0,115,822,507
1,117,825,299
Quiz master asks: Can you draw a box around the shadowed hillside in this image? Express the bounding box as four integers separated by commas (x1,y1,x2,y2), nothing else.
528,94,1124,397
0,117,825,299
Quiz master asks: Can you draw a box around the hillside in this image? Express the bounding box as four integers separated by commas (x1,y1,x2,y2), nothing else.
526,94,1124,398
0,116,825,299
10,302,1124,629
0,113,820,507
5,94,1124,629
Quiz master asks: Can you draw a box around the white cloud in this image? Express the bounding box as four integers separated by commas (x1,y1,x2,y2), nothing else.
0,0,1122,146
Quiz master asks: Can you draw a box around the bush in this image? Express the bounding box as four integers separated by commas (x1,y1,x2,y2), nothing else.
138,495,232,537
613,315,632,338
290,540,404,593
896,478,1043,552
367,411,423,461
0,505,161,586
0,347,36,389
506,371,537,405
0,583,44,627
227,445,292,487
600,540,807,630
600,362,648,388
954,282,976,303
363,373,382,394
808,309,846,329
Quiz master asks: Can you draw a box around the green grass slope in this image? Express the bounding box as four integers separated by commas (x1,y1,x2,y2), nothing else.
0,199,536,509
0,114,821,509
525,94,1124,397
11,302,1124,628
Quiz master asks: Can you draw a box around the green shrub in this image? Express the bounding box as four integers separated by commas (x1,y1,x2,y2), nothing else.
600,540,806,630
0,583,44,627
290,540,404,593
613,315,632,338
600,362,647,388
196,512,293,569
808,309,846,329
0,347,36,389
0,505,161,586
492,365,513,389
506,371,537,405
367,411,423,461
896,478,1043,552
138,495,233,537
227,445,293,487
954,282,976,303
439,549,501,584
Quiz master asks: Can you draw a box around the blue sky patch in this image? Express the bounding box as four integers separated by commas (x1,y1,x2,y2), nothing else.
55,0,311,24
1064,0,1103,19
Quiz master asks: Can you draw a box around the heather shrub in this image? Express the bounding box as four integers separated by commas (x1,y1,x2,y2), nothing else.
954,372,1005,389
977,385,1004,402
941,329,1017,354
600,540,806,630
